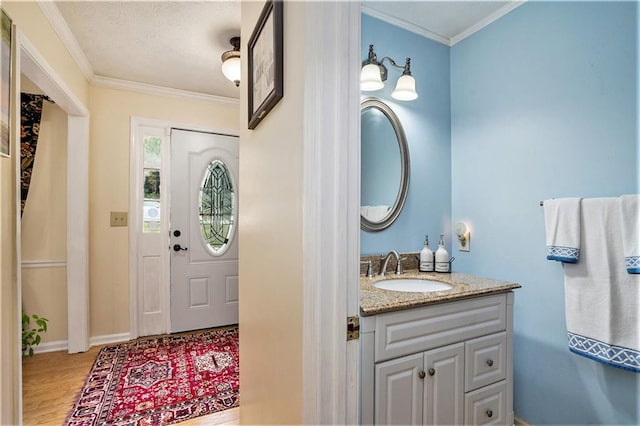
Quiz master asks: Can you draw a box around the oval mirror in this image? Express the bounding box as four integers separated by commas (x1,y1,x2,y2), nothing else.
360,98,410,232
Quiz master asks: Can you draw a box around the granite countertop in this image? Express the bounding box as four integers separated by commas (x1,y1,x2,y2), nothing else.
360,270,521,316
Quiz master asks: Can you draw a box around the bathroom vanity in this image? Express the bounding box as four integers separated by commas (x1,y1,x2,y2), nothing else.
360,271,520,425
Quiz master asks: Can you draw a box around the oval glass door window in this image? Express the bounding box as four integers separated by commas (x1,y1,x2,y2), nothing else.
199,159,235,255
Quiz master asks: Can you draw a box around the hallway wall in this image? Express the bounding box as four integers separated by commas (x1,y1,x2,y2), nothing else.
88,85,238,338
21,77,69,343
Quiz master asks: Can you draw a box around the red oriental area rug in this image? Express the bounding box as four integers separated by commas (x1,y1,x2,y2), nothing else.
65,327,239,425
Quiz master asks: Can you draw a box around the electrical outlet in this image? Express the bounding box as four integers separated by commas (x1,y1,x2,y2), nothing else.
457,234,470,252
110,211,128,227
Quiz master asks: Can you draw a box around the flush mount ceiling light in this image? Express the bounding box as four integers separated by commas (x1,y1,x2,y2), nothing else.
360,44,418,101
221,36,241,87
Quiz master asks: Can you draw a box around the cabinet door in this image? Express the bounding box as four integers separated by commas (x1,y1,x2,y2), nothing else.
375,353,424,425
424,343,464,426
464,380,506,425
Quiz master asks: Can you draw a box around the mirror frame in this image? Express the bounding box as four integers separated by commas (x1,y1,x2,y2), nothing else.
360,97,410,232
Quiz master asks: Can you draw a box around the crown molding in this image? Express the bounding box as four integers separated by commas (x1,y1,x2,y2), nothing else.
450,1,526,46
91,75,240,105
36,0,94,80
361,5,450,46
362,1,526,47
36,1,239,105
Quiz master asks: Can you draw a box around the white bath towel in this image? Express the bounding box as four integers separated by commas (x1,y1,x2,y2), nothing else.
543,198,582,263
563,197,640,372
619,194,640,274
363,205,389,222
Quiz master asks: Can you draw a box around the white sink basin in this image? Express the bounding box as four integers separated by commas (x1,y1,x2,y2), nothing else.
374,278,453,293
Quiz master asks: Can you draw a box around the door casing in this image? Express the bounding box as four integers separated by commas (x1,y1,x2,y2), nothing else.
129,118,238,339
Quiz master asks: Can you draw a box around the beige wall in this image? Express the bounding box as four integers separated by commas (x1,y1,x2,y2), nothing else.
21,77,69,343
238,2,305,423
88,85,239,337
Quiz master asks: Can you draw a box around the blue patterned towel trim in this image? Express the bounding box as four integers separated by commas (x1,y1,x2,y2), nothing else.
547,246,579,263
568,332,640,373
625,256,640,274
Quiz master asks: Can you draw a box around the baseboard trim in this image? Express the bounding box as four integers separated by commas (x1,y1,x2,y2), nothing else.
29,339,68,354
89,332,131,347
30,332,131,355
515,415,534,426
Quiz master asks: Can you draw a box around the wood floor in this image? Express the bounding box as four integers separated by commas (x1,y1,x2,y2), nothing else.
22,343,238,425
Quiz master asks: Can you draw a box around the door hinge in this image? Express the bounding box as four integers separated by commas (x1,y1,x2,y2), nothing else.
347,316,360,341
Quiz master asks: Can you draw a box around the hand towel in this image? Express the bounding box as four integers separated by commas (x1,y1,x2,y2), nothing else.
364,205,389,222
543,198,582,263
563,198,640,372
619,194,640,274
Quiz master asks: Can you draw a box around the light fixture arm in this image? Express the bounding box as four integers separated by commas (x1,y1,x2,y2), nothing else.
362,45,412,82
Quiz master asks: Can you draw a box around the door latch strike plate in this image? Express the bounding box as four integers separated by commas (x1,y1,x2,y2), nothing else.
347,316,360,341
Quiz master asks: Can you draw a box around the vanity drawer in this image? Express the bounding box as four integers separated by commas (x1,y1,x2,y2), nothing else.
465,332,506,392
464,380,506,425
375,294,506,362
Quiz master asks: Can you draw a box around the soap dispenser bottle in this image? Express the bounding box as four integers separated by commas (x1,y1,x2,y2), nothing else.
435,234,450,273
419,235,434,272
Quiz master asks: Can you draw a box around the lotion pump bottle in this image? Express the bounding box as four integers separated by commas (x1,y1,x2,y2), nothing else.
419,235,434,272
435,234,450,273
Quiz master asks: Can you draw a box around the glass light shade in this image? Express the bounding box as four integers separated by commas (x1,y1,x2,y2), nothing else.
221,56,241,86
391,74,418,101
360,64,384,91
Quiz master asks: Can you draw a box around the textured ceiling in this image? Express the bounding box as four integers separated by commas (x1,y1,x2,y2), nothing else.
55,1,241,99
54,1,518,100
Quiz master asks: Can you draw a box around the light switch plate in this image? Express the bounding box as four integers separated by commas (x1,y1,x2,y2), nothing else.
110,211,128,227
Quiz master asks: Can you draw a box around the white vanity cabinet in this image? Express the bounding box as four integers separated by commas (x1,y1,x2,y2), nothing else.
361,292,515,425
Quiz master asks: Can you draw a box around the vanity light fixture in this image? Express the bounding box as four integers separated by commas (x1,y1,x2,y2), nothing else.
221,36,241,87
455,222,470,252
360,44,418,101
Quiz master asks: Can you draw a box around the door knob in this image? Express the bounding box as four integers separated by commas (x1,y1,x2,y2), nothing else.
173,230,181,237
428,368,435,376
173,244,188,252
418,371,426,379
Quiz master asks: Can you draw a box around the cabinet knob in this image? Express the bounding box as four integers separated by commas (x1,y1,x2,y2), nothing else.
418,371,426,379
428,368,435,376
486,410,493,418
486,359,494,367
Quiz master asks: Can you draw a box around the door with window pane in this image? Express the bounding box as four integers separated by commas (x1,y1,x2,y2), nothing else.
169,129,238,332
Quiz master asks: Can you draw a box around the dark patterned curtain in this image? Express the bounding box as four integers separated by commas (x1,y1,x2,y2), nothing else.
20,93,53,216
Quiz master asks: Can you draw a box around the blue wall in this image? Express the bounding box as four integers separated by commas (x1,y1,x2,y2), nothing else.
451,2,639,424
361,14,452,255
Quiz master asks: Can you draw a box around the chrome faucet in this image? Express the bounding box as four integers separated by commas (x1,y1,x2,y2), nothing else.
380,250,403,275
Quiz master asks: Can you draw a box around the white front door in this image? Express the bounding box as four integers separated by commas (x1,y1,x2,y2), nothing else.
169,129,239,333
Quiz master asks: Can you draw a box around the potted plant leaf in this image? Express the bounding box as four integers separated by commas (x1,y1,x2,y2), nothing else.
22,311,48,357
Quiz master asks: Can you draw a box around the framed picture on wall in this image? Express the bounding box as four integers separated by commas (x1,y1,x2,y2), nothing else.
0,8,12,158
247,0,283,130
